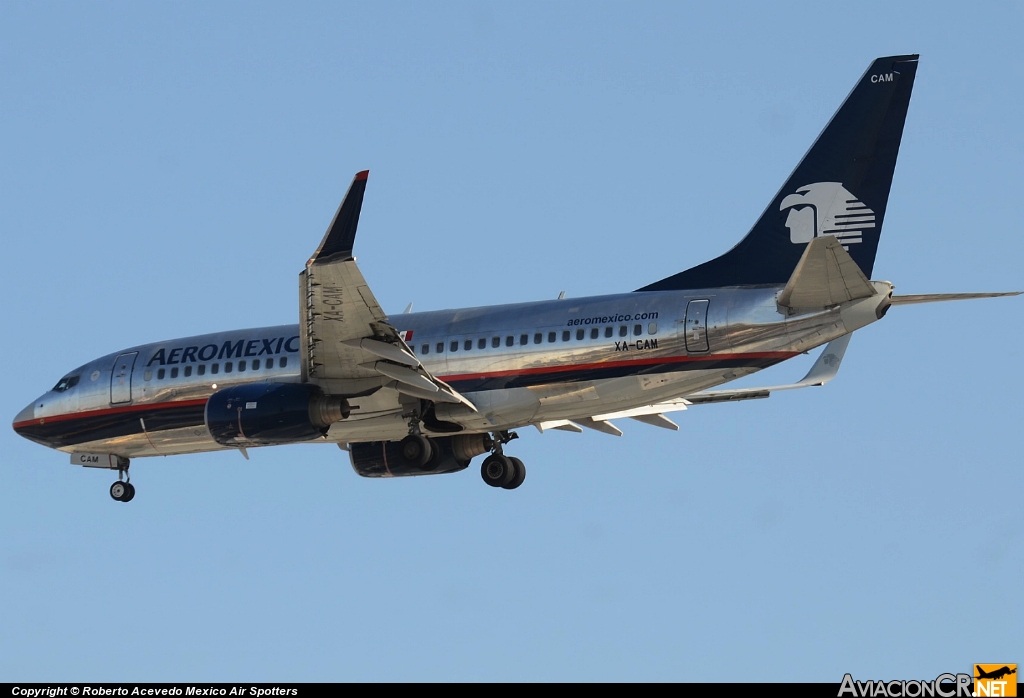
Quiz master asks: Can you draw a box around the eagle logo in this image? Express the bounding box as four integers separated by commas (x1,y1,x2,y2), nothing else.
779,182,875,249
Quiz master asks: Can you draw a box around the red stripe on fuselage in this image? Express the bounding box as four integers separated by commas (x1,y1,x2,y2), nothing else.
12,398,209,430
13,351,798,428
437,351,797,383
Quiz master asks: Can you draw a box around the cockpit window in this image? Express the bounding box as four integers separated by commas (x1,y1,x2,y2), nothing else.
52,375,80,392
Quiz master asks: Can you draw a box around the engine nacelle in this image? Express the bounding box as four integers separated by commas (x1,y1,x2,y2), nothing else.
349,434,490,478
205,382,349,447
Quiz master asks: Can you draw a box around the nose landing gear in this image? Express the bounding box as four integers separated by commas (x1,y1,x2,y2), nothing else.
109,460,135,502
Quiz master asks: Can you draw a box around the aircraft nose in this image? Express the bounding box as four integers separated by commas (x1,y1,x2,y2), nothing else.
12,400,39,436
12,396,61,448
13,399,35,427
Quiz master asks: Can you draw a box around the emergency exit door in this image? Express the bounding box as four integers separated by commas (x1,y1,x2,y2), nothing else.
110,352,138,405
684,299,710,353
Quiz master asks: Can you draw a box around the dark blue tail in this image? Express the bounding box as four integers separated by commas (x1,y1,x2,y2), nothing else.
638,55,918,292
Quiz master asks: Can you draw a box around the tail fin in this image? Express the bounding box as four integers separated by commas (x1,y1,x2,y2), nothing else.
638,55,919,292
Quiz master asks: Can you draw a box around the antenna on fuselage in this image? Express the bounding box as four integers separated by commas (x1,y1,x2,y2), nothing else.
557,291,566,300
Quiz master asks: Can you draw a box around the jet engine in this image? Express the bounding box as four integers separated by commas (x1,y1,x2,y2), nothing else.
205,382,349,447
349,433,491,477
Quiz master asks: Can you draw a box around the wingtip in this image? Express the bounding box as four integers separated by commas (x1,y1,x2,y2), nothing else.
355,170,369,181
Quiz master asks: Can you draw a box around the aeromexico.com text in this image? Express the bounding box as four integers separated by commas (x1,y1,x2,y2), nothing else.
838,673,973,698
567,311,658,327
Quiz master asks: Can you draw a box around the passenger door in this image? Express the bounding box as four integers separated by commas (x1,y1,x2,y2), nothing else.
684,300,710,353
110,352,138,405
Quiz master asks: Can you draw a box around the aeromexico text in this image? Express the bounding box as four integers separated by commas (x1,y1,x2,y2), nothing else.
567,311,658,327
146,336,300,367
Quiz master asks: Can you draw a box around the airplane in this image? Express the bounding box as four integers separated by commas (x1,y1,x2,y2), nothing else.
12,54,1021,502
975,666,1016,681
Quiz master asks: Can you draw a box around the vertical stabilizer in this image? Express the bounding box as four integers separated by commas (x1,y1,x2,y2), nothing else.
639,55,918,291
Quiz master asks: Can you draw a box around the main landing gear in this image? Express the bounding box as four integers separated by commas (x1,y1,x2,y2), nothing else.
401,408,527,489
110,460,135,503
399,432,435,470
480,431,526,490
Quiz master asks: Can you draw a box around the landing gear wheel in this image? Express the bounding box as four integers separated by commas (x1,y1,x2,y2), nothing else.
123,483,136,502
400,434,433,468
110,481,128,501
481,454,514,488
502,457,526,490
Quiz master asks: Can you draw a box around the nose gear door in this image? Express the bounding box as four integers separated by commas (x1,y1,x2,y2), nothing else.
684,299,710,353
110,352,138,405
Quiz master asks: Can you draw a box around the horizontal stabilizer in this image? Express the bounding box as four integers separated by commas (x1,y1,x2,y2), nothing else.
687,333,852,404
778,237,875,310
890,292,1022,305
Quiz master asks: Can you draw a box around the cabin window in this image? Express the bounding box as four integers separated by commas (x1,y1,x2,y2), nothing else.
198,365,206,376
634,324,642,336
224,362,233,373
479,338,487,350
251,359,259,370
465,339,473,351
279,357,288,367
450,341,459,352
265,357,274,369
534,333,542,344
590,328,598,339
548,332,556,343
506,336,514,347
211,364,219,375
619,325,628,337
520,334,528,346
492,337,500,348
143,370,152,381
436,342,444,353
605,326,613,338
157,369,166,380
184,366,193,377
170,367,179,378
421,344,429,355
562,330,570,342
240,361,248,371
648,322,658,334
576,329,585,340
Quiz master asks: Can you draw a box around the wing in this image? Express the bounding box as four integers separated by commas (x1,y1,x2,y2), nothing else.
535,335,851,435
300,172,474,408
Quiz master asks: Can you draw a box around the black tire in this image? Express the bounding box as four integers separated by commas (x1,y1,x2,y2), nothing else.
502,457,526,490
400,434,432,468
481,454,514,487
123,483,136,502
110,481,127,501
419,439,441,472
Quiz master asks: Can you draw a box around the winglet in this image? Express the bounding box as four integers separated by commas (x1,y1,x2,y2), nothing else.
793,333,852,387
309,170,370,265
686,333,852,405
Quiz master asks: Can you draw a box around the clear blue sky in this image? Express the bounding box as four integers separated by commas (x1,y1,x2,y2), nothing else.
1,1,1021,682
